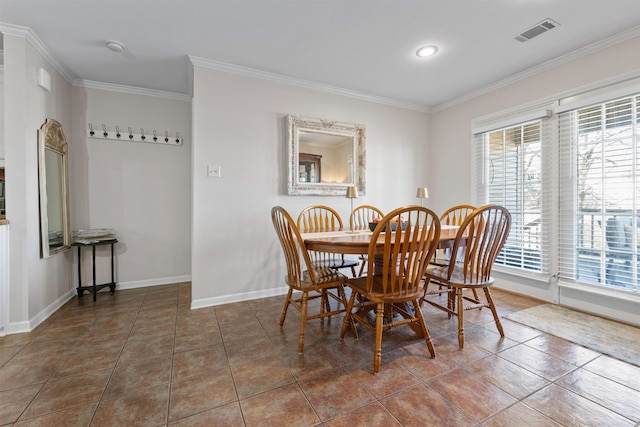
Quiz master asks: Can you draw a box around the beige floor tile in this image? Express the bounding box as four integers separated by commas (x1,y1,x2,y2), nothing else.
582,354,640,392
92,383,170,427
464,354,550,399
427,367,518,422
524,333,602,366
104,354,172,398
498,344,579,381
14,403,97,427
240,383,320,427
230,353,296,399
0,384,42,424
299,366,375,421
381,384,477,426
324,401,402,426
483,402,562,426
524,383,635,426
169,367,237,421
21,369,111,419
169,401,245,426
556,368,640,422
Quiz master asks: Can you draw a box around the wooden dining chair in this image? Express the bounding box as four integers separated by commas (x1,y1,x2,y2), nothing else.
350,205,384,276
422,205,511,349
297,205,359,277
433,204,476,265
429,204,478,304
340,206,441,373
271,206,353,353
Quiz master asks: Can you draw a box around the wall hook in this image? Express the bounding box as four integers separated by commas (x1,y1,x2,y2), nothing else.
88,123,182,146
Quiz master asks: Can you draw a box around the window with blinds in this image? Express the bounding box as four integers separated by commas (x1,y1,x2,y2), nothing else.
475,119,551,275
558,94,639,293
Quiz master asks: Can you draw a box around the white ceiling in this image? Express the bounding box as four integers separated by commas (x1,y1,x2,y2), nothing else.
1,0,639,109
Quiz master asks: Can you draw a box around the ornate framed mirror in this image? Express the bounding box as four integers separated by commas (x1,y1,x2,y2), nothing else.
287,114,366,196
38,118,71,258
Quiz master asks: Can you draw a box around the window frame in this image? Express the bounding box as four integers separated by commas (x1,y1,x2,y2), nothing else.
472,108,553,280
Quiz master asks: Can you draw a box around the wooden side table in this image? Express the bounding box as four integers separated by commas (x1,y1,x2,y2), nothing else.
73,239,117,301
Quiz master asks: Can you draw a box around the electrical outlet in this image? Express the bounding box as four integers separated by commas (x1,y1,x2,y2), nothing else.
207,165,221,178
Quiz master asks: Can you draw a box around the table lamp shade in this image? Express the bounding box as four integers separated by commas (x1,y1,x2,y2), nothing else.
416,187,429,199
346,186,359,199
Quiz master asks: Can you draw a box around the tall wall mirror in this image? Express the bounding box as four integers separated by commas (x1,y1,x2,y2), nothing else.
287,114,366,196
38,118,71,258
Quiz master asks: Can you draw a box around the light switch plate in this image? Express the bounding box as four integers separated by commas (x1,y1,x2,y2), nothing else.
207,165,221,178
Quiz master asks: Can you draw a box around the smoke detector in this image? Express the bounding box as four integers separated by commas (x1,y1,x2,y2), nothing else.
515,19,560,42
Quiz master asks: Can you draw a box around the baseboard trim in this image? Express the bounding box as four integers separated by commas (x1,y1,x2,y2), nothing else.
6,288,76,335
191,286,289,310
116,275,192,290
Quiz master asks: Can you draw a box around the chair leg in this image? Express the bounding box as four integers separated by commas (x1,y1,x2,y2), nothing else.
484,287,504,337
340,291,358,340
373,302,384,374
357,258,366,277
412,299,435,357
280,288,293,326
448,286,455,318
298,292,309,354
456,287,465,349
338,286,357,338
320,290,330,315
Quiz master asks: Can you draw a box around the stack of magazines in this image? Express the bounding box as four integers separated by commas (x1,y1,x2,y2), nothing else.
72,228,117,244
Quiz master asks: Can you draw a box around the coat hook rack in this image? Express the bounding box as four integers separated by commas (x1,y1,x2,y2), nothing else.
87,123,183,146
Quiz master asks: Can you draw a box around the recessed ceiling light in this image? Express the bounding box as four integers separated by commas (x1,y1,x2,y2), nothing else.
105,40,125,53
416,45,438,58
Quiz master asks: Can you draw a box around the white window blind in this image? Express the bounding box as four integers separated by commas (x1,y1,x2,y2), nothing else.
474,118,552,275
558,94,639,293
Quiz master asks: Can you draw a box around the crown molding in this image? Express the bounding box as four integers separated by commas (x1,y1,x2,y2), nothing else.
434,24,640,113
73,79,192,102
188,55,431,113
0,21,76,84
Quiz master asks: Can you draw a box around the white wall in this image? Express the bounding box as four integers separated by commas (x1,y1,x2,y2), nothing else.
2,26,192,333
191,66,430,307
429,35,640,324
3,31,73,331
70,87,192,289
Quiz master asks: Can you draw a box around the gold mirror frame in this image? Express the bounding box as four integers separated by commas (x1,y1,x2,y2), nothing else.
287,114,366,196
38,118,71,258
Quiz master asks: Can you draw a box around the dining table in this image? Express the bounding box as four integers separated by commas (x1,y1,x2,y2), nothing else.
301,224,460,255
302,225,461,337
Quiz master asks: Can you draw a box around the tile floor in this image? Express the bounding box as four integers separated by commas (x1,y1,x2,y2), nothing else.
0,283,639,426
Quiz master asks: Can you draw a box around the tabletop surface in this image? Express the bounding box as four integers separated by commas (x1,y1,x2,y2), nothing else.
72,238,118,246
302,225,460,254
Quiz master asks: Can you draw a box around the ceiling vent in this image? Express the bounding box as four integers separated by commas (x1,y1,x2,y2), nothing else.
515,19,559,42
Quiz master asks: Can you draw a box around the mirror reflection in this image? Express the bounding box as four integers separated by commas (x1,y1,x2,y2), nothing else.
299,132,354,184
0,168,5,219
287,114,366,196
38,118,71,258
